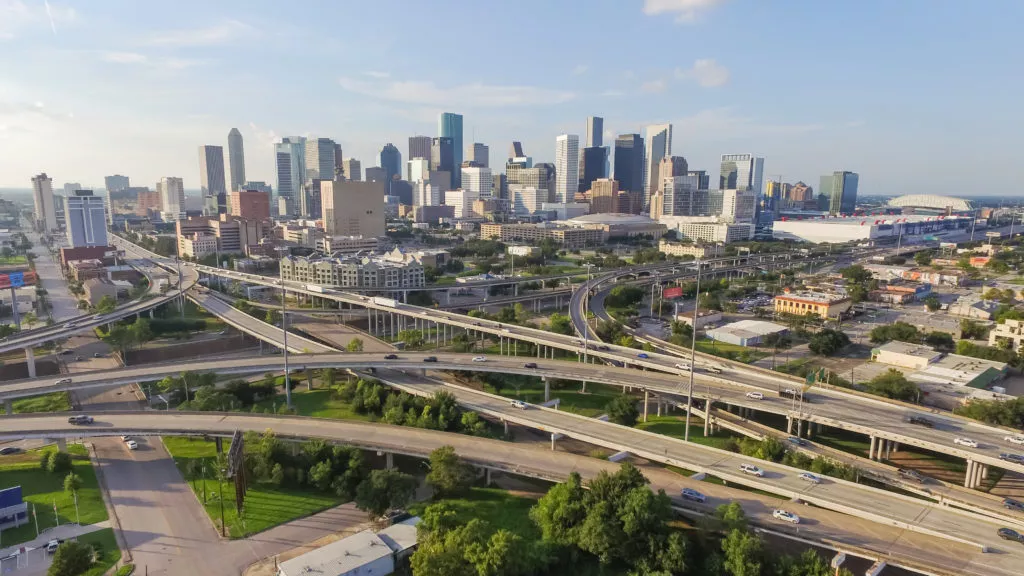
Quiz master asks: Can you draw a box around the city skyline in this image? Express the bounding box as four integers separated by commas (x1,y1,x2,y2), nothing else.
1,1,1021,196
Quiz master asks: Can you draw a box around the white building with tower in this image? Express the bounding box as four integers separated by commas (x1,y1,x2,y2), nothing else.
554,134,579,204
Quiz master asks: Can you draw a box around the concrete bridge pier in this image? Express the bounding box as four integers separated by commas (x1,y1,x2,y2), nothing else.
543,377,550,402
869,436,877,461
54,437,67,451
385,452,394,470
4,399,12,415
502,420,509,437
643,389,650,422
25,347,36,378
550,433,557,451
795,419,803,438
786,416,793,435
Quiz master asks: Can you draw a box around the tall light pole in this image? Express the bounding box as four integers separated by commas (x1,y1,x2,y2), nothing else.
583,263,594,363
276,247,292,409
684,259,702,442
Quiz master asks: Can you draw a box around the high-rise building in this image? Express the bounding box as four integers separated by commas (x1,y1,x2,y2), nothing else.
160,177,185,221
275,137,306,216
228,128,245,192
589,178,620,214
229,190,271,220
688,170,710,190
554,134,579,204
468,143,489,167
104,175,130,195
579,146,608,193
430,137,454,176
198,145,227,215
438,112,463,187
333,144,344,179
408,136,432,161
661,175,701,217
321,180,385,238
444,189,478,218
380,144,402,184
343,158,362,182
305,137,338,181
586,116,604,148
63,183,82,197
136,189,162,217
364,167,387,183
65,190,108,248
643,124,672,210
462,167,493,198
719,154,765,194
508,141,525,159
300,179,323,220
613,134,644,194
509,185,546,215
722,189,757,223
659,156,688,181
407,159,430,183
415,181,442,207
492,174,507,199
31,173,57,232
820,171,859,215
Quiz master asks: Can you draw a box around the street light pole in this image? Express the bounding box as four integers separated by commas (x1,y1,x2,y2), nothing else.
276,249,292,409
684,259,702,442
583,264,594,363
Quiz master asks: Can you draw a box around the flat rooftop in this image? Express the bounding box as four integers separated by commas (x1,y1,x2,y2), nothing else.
775,291,849,305
875,341,943,359
278,530,392,576
707,319,787,339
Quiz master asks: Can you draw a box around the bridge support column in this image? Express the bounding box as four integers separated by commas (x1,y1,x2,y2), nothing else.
891,441,899,453
385,452,394,470
503,420,509,437
786,416,793,435
485,468,492,485
543,378,550,402
643,389,649,423
885,439,892,460
25,347,36,378
550,433,556,451
4,399,11,415
216,437,223,453
795,419,803,438
964,460,974,488
656,397,662,417
581,381,587,393
981,464,989,482
56,438,66,451
306,371,313,391
869,436,877,461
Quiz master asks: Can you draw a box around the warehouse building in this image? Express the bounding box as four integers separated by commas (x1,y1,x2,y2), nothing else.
772,214,974,244
773,291,852,320
705,319,788,346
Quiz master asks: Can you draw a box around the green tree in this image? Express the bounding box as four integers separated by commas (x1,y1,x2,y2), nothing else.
530,471,587,547
548,312,573,335
865,368,920,401
46,451,73,474
722,528,763,576
347,338,364,352
354,469,417,518
839,264,872,283
47,541,93,576
605,395,639,426
807,329,850,355
923,295,941,311
465,529,532,576
426,446,476,497
63,472,83,496
869,321,920,344
95,295,117,314
715,501,748,532
924,331,955,350
914,251,933,266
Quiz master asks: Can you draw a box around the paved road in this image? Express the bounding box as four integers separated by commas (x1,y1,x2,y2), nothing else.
0,411,1016,576
27,231,78,323
190,290,334,354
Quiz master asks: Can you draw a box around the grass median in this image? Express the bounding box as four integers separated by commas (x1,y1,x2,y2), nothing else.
79,528,121,576
162,436,343,538
0,444,108,547
11,391,71,413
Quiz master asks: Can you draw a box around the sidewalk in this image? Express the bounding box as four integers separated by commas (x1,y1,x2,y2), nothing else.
0,520,111,558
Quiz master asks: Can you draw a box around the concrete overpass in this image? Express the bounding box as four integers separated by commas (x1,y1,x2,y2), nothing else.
1,411,1019,576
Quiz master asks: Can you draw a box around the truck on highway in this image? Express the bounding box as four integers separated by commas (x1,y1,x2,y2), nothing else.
306,284,324,293
372,296,399,308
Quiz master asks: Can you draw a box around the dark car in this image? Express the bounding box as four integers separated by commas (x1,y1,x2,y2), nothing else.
0,447,22,455
1003,498,1024,512
1000,453,1024,464
378,509,412,526
787,436,808,447
908,416,935,428
637,353,650,359
67,415,93,425
897,468,925,483
423,356,438,363
997,527,1023,542
609,360,625,368
597,345,610,351
384,354,398,360
523,362,538,369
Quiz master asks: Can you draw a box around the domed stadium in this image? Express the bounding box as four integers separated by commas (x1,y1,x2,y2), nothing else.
887,195,975,212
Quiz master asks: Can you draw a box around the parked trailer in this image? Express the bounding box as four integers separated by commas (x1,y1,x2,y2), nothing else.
372,296,399,308
305,284,325,293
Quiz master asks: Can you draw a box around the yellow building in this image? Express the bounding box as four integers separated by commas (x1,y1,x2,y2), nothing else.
773,291,852,319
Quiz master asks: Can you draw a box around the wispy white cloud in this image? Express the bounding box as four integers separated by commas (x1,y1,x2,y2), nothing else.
145,19,252,47
363,71,390,79
248,121,280,149
571,64,589,76
601,89,625,98
100,51,206,70
0,100,73,122
0,0,76,40
642,0,725,23
640,78,668,93
674,107,825,140
337,76,575,108
675,58,729,87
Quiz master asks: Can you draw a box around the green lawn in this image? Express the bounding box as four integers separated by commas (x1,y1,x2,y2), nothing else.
0,444,108,546
635,415,741,450
410,487,541,538
11,391,71,413
0,255,28,265
694,339,768,361
254,388,373,421
79,528,122,576
491,381,623,417
162,436,344,538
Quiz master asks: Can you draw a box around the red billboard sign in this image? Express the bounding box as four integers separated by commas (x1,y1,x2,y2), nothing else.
662,286,683,299
0,271,36,290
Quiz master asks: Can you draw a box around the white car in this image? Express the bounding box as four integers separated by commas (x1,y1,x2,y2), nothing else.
674,363,692,371
125,440,138,450
745,391,764,400
739,463,764,477
782,388,798,396
954,437,979,448
773,509,800,524
799,472,821,484
510,400,528,410
1005,435,1024,446
120,435,132,442
472,356,487,363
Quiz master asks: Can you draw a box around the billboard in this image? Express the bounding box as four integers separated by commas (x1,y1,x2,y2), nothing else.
0,271,36,290
662,286,683,299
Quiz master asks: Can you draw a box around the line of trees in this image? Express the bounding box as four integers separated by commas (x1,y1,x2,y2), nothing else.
336,380,490,436
868,321,955,350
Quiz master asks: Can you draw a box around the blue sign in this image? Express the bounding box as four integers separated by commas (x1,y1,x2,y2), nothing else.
7,272,24,288
0,485,22,508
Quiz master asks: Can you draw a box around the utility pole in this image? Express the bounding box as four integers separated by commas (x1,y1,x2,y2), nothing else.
684,259,702,442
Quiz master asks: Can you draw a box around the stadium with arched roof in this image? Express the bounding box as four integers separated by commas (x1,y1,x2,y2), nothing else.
887,194,975,212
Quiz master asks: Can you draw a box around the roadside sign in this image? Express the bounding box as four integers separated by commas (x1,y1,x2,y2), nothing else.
662,286,683,299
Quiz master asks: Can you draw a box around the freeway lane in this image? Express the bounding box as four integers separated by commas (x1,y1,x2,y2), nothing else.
4,351,1022,479
0,411,1017,576
188,290,336,354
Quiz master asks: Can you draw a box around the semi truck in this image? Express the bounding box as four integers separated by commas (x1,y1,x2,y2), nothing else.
372,296,399,308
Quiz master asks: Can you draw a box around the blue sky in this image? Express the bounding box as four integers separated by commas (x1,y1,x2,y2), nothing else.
1,0,1022,195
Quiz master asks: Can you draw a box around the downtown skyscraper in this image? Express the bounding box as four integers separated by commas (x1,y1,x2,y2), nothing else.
719,154,765,194
380,143,402,183
614,134,644,194
820,171,859,215
275,137,306,216
439,112,463,187
228,128,245,192
643,124,672,211
554,134,579,204
198,145,227,215
305,137,338,181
